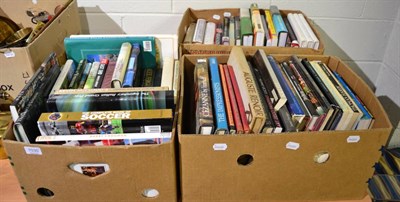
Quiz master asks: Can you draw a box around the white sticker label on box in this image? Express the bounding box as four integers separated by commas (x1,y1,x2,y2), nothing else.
223,12,231,17
213,143,227,151
24,146,42,155
4,51,15,58
212,14,221,20
143,41,152,52
286,142,300,150
347,136,360,143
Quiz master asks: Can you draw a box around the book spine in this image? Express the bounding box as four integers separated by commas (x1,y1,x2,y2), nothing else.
122,43,141,88
194,59,214,134
283,17,299,47
209,57,229,134
227,65,251,133
215,23,223,45
234,16,241,45
111,42,132,88
84,62,100,89
69,59,87,89
219,64,236,134
78,62,93,89
265,9,278,46
50,59,76,94
141,68,155,87
183,23,196,44
223,65,243,134
93,59,109,88
277,105,296,132
204,22,216,45
229,16,236,45
250,3,265,46
193,19,207,44
222,17,230,45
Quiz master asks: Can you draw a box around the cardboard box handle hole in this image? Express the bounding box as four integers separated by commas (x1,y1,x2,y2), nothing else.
37,187,54,197
237,154,253,166
142,188,159,198
314,151,330,164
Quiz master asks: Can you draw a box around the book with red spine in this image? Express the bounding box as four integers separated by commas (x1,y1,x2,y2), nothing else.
222,64,243,134
219,64,236,134
227,65,250,134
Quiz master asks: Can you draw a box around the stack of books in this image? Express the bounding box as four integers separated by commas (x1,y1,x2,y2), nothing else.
10,36,179,146
183,4,319,49
191,47,374,135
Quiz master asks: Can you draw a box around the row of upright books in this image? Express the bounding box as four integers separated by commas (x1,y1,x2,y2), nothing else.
10,36,179,146
183,4,319,49
193,47,374,135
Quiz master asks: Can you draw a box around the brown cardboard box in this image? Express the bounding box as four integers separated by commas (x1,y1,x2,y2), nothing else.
178,53,392,201
3,124,178,201
178,8,325,56
0,0,81,99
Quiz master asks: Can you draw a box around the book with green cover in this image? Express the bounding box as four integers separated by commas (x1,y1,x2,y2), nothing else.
240,8,253,46
64,36,157,69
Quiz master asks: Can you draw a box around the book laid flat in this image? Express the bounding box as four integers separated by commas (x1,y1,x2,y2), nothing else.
194,58,214,134
228,47,266,133
46,90,174,112
64,36,157,69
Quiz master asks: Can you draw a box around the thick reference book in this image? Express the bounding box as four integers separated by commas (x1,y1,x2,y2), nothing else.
46,90,174,112
209,57,229,134
194,59,214,134
64,35,156,69
228,47,266,133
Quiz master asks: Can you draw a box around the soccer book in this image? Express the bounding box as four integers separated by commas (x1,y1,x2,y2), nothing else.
46,90,174,112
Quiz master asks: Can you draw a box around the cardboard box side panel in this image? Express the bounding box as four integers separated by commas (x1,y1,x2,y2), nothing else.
4,135,177,201
0,0,66,28
178,9,192,57
29,0,81,68
189,8,239,24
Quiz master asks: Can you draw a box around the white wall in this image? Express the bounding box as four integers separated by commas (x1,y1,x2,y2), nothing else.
77,0,400,106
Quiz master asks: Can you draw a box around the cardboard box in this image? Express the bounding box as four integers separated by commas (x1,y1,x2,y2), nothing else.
2,35,181,201
178,8,325,57
178,54,392,201
0,0,81,98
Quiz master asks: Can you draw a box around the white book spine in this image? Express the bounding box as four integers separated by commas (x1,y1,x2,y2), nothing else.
287,13,307,48
193,19,207,44
294,14,314,49
298,13,320,50
203,22,216,45
160,57,174,90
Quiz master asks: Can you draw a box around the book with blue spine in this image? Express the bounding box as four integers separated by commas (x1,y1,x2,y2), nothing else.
333,71,373,130
122,43,141,87
267,55,304,119
270,5,288,47
208,57,228,135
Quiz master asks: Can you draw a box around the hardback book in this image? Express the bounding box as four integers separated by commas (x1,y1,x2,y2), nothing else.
69,59,87,89
293,13,314,49
270,5,288,47
240,8,254,46
287,13,307,48
98,55,118,88
265,9,278,46
219,64,236,134
309,61,355,130
249,62,277,133
160,57,174,90
227,65,248,133
37,109,173,136
267,55,304,124
228,47,266,133
229,16,236,45
209,57,229,134
291,55,331,130
301,58,342,130
172,59,180,104
277,105,297,132
46,90,174,112
10,52,58,122
234,16,241,46
92,59,110,88
78,62,93,89
288,59,325,131
297,13,319,50
250,3,265,46
111,42,132,88
194,59,214,134
333,71,371,130
215,23,224,45
254,50,287,111
84,62,100,89
64,35,157,69
222,17,230,45
283,17,299,47
184,23,196,44
122,43,141,88
50,59,76,94
141,68,155,87
259,9,272,47
193,18,207,44
14,64,61,143
204,21,216,45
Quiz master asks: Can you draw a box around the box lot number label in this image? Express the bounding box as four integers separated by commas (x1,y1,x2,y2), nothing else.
24,146,42,155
